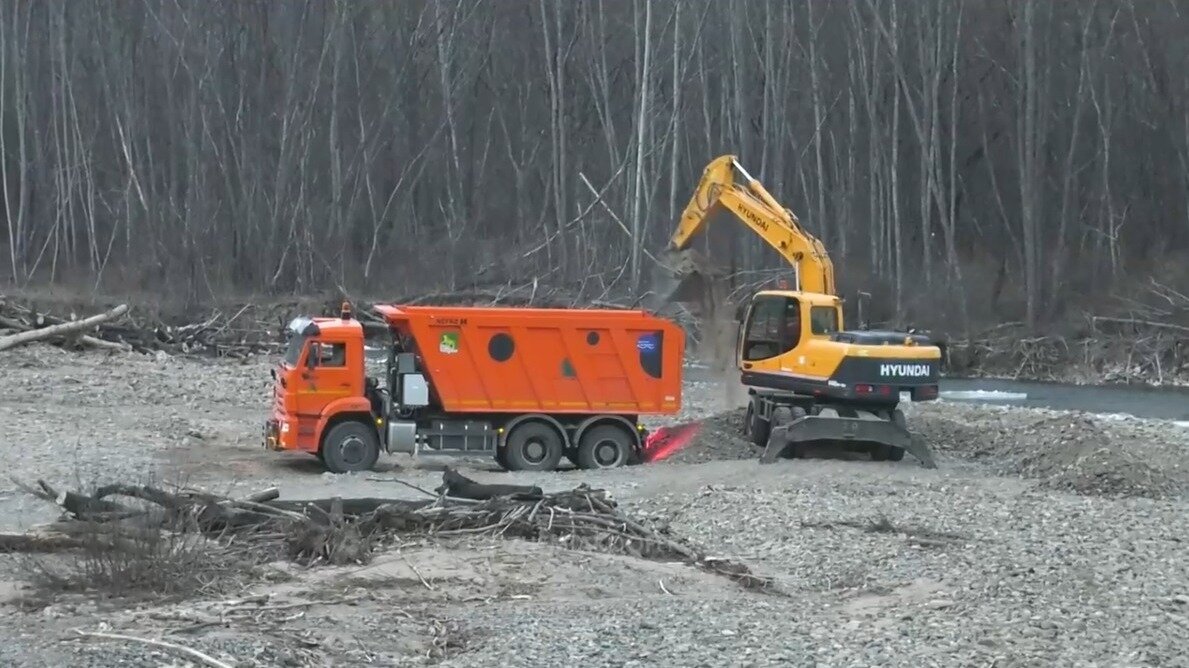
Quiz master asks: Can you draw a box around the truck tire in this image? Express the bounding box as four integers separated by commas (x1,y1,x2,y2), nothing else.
576,424,632,470
320,421,380,474
502,421,564,472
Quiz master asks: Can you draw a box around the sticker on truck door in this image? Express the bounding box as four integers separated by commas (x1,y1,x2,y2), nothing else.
439,331,459,354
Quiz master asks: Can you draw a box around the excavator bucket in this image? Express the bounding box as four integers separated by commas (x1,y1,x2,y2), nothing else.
641,248,729,315
759,407,937,469
643,247,738,370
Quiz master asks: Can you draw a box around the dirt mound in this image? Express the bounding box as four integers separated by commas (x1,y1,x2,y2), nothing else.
911,403,1185,499
663,408,755,464
662,401,1185,499
1016,422,1179,497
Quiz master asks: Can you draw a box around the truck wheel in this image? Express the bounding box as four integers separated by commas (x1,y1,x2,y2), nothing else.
576,424,632,470
503,422,564,472
320,421,380,474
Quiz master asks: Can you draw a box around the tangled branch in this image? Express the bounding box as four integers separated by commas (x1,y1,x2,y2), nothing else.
4,469,775,594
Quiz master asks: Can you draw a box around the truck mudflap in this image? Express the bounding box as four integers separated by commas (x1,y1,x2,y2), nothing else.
760,412,937,469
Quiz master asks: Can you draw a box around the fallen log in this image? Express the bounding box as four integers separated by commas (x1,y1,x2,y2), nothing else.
0,532,85,553
0,304,129,352
437,467,544,500
16,479,132,519
0,311,129,352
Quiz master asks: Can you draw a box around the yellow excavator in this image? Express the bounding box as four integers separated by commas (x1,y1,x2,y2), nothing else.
650,155,941,467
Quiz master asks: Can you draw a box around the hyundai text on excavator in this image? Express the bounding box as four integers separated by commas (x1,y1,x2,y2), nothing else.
650,155,941,467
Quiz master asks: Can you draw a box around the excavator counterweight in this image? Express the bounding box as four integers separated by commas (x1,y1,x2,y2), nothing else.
652,155,942,467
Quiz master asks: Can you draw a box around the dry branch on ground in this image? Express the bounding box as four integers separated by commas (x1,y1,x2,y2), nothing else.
4,469,775,594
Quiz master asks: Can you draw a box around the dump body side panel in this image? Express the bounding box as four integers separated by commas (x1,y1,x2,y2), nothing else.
375,306,683,415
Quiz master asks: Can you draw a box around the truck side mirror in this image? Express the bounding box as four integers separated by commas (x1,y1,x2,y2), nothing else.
305,343,318,369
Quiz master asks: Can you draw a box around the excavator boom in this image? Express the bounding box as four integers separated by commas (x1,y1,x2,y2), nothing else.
659,155,835,296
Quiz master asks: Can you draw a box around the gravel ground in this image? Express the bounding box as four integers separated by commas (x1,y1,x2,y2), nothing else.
0,345,1187,666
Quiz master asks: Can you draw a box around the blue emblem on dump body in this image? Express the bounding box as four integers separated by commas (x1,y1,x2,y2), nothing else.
637,333,658,352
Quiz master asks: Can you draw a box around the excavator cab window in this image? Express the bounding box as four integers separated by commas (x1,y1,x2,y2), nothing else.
809,306,839,336
741,295,802,361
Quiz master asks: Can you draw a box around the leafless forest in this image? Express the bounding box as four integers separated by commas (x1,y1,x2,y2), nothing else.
1,0,1187,332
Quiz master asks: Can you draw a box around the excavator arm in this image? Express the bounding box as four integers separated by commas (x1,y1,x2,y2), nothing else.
662,155,836,295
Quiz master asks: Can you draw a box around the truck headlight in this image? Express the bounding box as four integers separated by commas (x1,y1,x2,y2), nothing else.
281,422,290,434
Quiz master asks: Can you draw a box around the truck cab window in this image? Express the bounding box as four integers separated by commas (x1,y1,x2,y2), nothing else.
309,342,346,368
283,335,306,366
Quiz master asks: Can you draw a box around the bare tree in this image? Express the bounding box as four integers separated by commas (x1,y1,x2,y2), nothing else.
0,0,1185,334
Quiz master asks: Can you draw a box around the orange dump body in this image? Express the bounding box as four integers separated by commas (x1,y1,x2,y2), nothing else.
374,305,683,416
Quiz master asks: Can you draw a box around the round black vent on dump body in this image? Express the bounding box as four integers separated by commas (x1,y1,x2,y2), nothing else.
488,333,515,362
586,331,600,346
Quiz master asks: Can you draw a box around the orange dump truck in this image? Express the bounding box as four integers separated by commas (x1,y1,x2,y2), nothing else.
264,303,684,473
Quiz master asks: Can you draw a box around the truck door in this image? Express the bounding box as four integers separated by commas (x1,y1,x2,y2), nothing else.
295,339,355,417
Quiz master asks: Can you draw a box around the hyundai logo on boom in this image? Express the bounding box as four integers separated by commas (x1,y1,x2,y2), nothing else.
880,363,931,377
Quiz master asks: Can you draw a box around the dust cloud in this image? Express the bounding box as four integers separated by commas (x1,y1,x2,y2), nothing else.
703,313,749,414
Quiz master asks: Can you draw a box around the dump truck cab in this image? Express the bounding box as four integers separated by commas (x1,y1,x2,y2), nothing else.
265,302,684,474
265,306,373,459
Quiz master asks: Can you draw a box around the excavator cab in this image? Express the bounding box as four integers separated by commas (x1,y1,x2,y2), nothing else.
735,291,855,384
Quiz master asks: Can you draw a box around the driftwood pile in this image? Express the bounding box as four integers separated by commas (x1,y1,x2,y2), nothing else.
2,469,774,593
0,296,292,357
943,279,1189,384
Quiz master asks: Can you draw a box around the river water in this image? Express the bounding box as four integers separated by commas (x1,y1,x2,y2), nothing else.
682,363,1189,424
937,377,1189,424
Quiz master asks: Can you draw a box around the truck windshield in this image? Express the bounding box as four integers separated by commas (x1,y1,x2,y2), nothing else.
283,334,306,366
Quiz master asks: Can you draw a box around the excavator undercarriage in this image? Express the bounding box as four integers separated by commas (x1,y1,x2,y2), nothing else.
747,393,937,468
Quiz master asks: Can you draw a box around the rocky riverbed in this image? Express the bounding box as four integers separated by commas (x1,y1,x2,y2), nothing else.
0,345,1185,667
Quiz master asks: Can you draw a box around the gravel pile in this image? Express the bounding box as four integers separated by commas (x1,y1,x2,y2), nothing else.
441,464,1188,667
909,402,1188,499
654,379,1186,500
